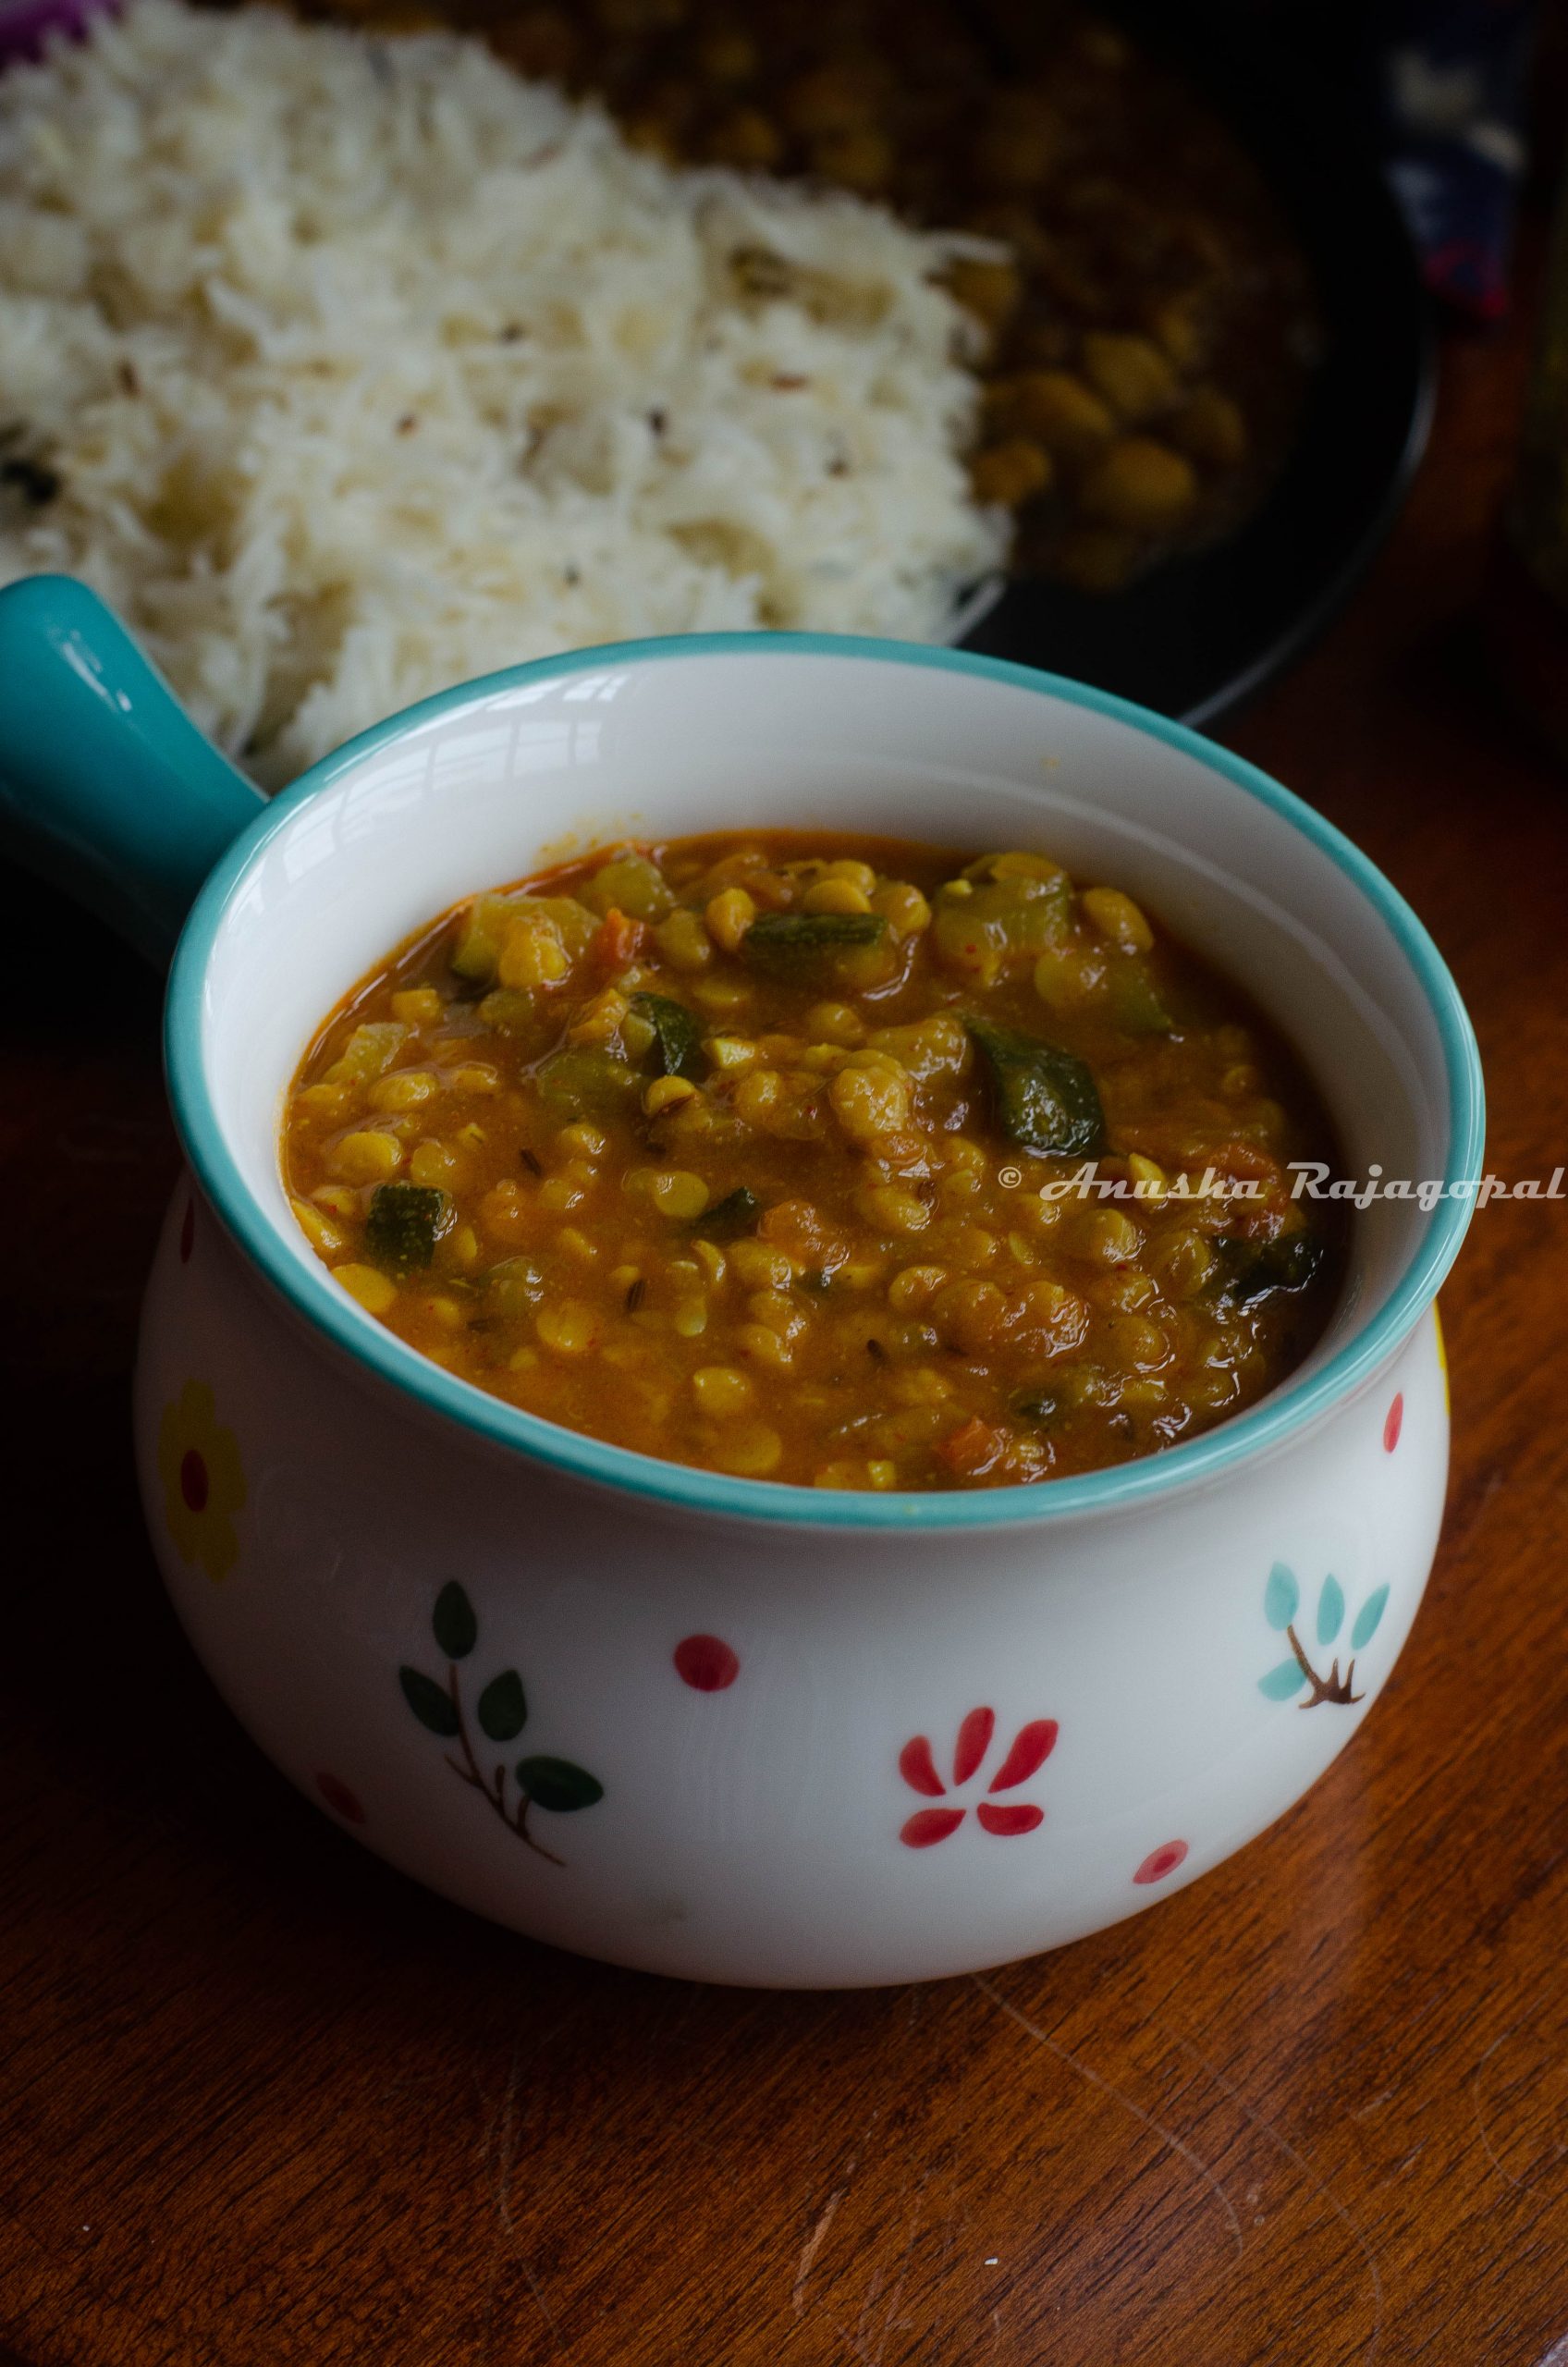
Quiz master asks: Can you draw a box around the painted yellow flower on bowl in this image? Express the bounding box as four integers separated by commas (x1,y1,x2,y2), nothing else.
158,1380,246,1583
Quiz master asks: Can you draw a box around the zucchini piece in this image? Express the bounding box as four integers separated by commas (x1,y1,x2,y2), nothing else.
934,873,1073,982
1213,1233,1325,1304
476,988,555,1049
967,1018,1105,1159
579,852,675,922
631,990,704,1080
364,1182,452,1277
449,894,518,985
480,1257,545,1318
741,911,886,975
1104,958,1171,1036
695,1185,760,1237
534,1048,641,1119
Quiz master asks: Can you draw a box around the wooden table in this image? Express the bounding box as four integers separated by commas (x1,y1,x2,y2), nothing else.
3,264,1565,2367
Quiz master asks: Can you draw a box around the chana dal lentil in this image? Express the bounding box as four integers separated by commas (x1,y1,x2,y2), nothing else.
284,833,1343,1489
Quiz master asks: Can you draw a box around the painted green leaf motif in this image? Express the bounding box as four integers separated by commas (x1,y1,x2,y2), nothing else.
477,1670,527,1742
1351,1585,1390,1650
399,1666,459,1735
517,1756,604,1813
432,1581,477,1661
1258,1659,1309,1701
1317,1574,1345,1646
1263,1562,1300,1632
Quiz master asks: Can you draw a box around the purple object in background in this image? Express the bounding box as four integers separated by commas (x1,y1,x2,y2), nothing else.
0,0,116,64
1382,0,1538,320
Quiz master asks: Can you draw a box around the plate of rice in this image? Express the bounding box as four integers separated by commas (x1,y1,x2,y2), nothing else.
0,0,1006,783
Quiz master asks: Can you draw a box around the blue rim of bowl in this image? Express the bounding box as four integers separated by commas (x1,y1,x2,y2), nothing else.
165,632,1485,1531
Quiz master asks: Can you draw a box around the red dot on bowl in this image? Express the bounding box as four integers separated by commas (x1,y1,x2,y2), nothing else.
1133,1839,1189,1886
674,1634,740,1692
1384,1394,1404,1453
179,1448,209,1513
315,1772,366,1826
178,1199,195,1262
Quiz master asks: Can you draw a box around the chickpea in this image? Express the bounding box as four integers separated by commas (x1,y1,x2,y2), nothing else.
747,1289,805,1341
970,439,1054,509
1079,439,1198,533
655,908,713,971
1080,332,1179,424
536,1302,600,1356
390,986,444,1026
497,915,569,990
407,1135,464,1193
829,1062,912,1147
1149,298,1207,373
802,877,874,916
888,1264,948,1312
730,1238,793,1292
704,106,782,169
734,1069,784,1127
1149,1229,1218,1299
945,256,1022,336
329,1130,404,1184
933,1280,1008,1355
692,1366,754,1417
1050,526,1142,595
292,1198,345,1257
1081,886,1154,954
974,93,1059,191
986,369,1114,459
335,1263,397,1315
1170,386,1249,470
884,883,935,938
781,62,876,138
1070,1208,1144,1265
704,887,756,953
810,126,894,193
695,25,757,81
804,1000,865,1047
857,1183,931,1236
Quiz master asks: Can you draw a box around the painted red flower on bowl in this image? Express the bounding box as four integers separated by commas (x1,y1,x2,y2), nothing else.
898,1708,1058,1847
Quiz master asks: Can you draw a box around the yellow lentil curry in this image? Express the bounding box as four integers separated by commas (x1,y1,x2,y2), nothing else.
284,833,1342,1490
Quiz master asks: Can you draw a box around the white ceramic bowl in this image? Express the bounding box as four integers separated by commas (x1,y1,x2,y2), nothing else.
0,586,1485,1987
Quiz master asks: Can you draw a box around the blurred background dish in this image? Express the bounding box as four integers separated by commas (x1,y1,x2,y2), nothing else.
0,0,1436,734
300,0,1432,722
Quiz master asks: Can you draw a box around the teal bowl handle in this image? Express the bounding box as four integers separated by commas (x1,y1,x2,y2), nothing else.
0,575,264,966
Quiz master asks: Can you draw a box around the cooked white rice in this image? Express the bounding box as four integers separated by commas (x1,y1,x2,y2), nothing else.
0,0,1007,785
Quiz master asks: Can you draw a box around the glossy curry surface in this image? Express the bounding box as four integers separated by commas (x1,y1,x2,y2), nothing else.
282,831,1342,1489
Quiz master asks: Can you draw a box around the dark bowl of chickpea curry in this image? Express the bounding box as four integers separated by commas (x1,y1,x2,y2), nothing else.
0,582,1484,1978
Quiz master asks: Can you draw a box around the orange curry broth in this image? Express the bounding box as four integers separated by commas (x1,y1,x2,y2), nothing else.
282,831,1344,1489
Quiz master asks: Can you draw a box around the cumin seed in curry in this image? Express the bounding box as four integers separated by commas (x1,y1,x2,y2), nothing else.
283,832,1343,1490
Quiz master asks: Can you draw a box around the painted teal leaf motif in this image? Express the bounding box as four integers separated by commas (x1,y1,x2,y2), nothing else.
432,1580,477,1660
1351,1585,1390,1650
399,1666,459,1735
1258,1659,1309,1701
1263,1562,1300,1632
518,1756,604,1813
477,1670,527,1742
1317,1575,1345,1646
